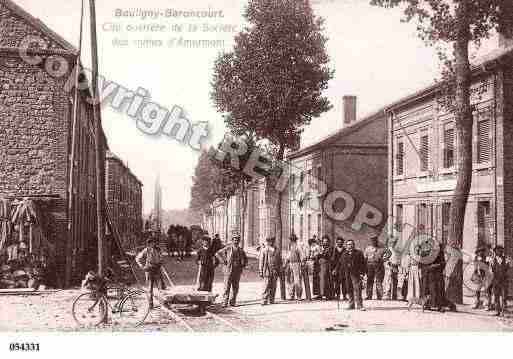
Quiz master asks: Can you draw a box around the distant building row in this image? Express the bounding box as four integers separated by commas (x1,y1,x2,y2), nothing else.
203,38,513,274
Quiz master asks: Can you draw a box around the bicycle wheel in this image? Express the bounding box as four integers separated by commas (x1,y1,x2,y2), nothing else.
72,292,107,327
118,289,151,326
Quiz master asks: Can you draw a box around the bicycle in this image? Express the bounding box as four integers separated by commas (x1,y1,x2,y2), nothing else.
72,273,151,328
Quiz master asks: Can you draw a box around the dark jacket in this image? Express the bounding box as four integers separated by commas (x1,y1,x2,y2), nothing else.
259,246,282,278
336,249,366,277
216,245,247,274
331,247,345,269
491,256,509,288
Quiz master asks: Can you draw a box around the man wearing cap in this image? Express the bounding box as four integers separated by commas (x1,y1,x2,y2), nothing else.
216,235,248,307
259,237,282,305
364,234,386,300
136,236,166,309
490,245,511,316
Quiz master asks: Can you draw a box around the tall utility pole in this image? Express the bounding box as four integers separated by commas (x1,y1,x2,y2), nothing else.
89,0,105,276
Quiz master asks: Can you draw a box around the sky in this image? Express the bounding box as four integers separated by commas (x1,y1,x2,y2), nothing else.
14,0,498,214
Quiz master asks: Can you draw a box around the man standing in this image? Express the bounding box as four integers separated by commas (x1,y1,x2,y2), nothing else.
136,236,166,309
259,237,282,305
336,238,366,311
318,236,333,300
422,241,446,312
364,234,385,300
384,237,400,301
216,235,247,307
331,237,347,301
285,234,303,301
307,237,321,299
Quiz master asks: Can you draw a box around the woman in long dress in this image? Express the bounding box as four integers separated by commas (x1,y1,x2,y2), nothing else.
196,236,216,292
407,254,423,309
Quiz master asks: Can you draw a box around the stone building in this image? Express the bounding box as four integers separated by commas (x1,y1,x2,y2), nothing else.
0,0,106,287
284,96,389,250
105,151,143,250
387,41,513,286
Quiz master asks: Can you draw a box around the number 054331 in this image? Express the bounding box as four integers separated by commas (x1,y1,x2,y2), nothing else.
9,343,40,351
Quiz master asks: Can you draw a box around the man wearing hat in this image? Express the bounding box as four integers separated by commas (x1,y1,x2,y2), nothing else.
216,235,248,307
472,245,491,309
364,234,386,300
259,237,282,305
335,238,366,310
136,236,166,308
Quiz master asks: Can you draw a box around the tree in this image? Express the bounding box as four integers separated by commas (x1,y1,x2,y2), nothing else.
211,0,333,252
190,150,217,218
371,0,513,302
209,135,260,247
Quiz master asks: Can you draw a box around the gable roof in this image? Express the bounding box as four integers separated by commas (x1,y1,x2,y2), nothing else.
1,0,77,53
287,107,387,159
290,43,513,161
106,151,143,186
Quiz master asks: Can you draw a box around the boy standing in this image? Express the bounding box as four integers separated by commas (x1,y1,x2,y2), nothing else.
490,245,511,316
136,237,166,308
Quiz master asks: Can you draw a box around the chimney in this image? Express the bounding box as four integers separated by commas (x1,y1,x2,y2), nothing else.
343,95,357,128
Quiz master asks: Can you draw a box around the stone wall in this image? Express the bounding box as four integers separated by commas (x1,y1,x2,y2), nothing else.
106,155,143,249
0,1,101,286
0,53,70,197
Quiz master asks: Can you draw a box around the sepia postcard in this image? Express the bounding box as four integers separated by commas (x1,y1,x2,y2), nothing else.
1,0,513,356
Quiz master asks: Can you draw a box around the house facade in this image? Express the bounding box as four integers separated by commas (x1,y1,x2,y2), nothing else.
0,0,107,287
205,184,260,249
387,45,513,282
285,96,389,250
105,151,143,250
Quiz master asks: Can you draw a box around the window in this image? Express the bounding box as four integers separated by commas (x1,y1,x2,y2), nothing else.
477,118,491,164
417,202,430,234
442,202,451,245
291,174,296,200
443,126,455,168
396,141,404,175
300,215,304,242
420,132,429,172
477,201,492,247
395,204,403,233
307,214,312,239
317,213,322,238
291,214,295,236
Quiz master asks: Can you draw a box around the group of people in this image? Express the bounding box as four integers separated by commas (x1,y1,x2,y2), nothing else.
135,229,510,315
165,225,194,260
259,233,461,312
472,244,512,316
136,231,244,308
258,234,369,309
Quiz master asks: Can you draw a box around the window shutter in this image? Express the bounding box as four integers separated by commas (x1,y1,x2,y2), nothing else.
396,142,404,175
420,134,429,172
443,127,455,168
477,119,491,163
